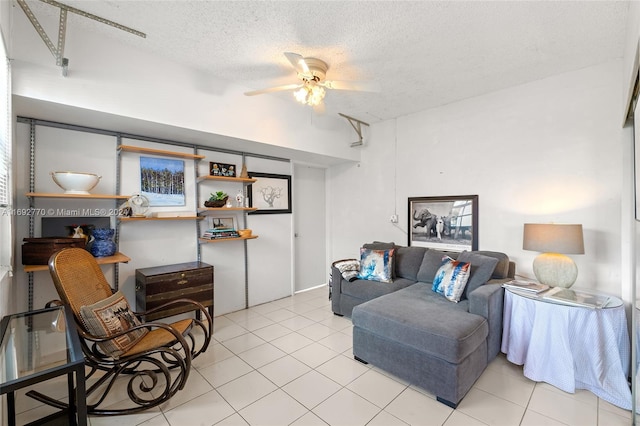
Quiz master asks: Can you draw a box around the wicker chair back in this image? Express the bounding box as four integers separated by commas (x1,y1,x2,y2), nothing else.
48,248,113,325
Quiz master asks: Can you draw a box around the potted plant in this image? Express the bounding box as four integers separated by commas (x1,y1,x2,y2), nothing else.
204,191,229,208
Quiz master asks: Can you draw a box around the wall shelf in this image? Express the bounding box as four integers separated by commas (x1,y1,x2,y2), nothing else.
119,145,205,160
26,192,130,200
120,216,203,222
195,163,256,310
24,252,131,272
199,236,258,244
196,175,256,184
197,207,257,213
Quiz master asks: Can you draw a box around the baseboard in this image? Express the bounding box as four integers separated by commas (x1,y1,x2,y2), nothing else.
294,283,328,294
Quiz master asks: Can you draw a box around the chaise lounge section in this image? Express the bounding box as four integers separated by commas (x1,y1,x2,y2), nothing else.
331,243,514,407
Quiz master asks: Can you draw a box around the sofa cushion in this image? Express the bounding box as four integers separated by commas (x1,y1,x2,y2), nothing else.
342,277,416,301
432,256,471,302
352,284,487,364
357,248,395,283
475,251,510,279
363,241,396,250
362,242,396,278
395,246,427,280
457,251,499,299
416,249,449,283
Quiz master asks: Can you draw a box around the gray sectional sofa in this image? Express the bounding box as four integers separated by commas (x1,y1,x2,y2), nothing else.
330,242,514,408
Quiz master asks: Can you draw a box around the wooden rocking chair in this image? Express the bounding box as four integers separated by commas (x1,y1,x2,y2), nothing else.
28,248,212,416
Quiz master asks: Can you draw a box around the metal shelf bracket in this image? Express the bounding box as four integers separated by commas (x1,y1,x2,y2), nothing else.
338,113,370,147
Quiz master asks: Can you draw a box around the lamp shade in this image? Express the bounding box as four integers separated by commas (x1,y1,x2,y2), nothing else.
523,223,584,288
522,223,584,255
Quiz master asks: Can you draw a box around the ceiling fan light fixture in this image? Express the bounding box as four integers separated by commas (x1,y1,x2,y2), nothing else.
294,86,309,103
247,52,376,104
293,83,325,106
309,85,326,106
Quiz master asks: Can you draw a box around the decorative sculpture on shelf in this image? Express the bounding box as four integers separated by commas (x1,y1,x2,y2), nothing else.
236,190,245,207
239,163,249,179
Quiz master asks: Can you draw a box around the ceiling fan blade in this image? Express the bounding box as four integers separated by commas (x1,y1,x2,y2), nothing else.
244,83,302,96
320,80,381,92
284,52,310,76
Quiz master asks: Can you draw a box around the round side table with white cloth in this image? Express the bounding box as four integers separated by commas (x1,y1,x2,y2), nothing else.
501,288,631,410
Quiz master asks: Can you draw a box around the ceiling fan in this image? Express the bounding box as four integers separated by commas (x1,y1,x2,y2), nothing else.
244,52,380,108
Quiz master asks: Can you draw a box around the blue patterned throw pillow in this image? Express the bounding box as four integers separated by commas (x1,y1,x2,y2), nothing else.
357,248,395,283
432,256,471,302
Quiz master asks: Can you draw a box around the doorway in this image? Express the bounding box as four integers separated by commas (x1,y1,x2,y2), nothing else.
293,164,327,292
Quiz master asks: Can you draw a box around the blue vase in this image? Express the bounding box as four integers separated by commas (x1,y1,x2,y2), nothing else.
90,228,116,257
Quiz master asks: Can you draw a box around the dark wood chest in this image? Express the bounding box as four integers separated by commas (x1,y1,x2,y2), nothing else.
22,238,86,265
135,261,213,321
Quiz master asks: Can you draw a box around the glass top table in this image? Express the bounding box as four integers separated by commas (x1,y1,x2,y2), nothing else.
504,285,622,309
0,305,87,426
502,287,630,409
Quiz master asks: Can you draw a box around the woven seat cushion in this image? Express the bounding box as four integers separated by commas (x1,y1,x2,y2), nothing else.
121,318,193,357
79,291,148,358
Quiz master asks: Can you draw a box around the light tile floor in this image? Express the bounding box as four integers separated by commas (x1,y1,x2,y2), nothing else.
13,286,633,426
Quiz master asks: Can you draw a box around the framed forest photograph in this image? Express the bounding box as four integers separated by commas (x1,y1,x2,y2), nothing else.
140,156,186,206
408,195,478,252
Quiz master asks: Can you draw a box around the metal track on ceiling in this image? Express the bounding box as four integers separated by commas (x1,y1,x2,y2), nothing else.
16,0,146,76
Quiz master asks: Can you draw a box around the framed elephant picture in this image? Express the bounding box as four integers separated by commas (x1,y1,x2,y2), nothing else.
408,195,478,252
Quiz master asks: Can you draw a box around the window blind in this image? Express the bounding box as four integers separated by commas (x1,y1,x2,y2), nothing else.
0,39,9,207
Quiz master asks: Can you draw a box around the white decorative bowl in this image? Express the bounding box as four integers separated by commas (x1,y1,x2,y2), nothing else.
51,171,101,194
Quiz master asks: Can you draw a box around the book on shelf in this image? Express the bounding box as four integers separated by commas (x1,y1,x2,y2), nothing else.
502,280,549,294
542,287,611,309
201,229,239,239
205,227,235,232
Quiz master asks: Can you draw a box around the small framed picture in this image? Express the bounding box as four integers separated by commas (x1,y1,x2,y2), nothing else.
209,162,236,177
248,172,292,214
207,216,235,230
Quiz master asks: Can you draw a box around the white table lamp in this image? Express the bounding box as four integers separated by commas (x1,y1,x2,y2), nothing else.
523,223,584,288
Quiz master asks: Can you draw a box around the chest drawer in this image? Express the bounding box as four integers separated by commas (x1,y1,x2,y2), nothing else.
135,262,213,321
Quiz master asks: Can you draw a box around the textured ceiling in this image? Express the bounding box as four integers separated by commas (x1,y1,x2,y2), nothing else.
19,0,630,123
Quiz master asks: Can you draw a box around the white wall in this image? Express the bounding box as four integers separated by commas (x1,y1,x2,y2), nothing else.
5,3,633,308
245,158,294,306
117,138,200,308
623,1,640,120
13,122,294,315
14,123,121,310
329,60,625,297
197,149,250,314
7,6,358,164
4,4,345,316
